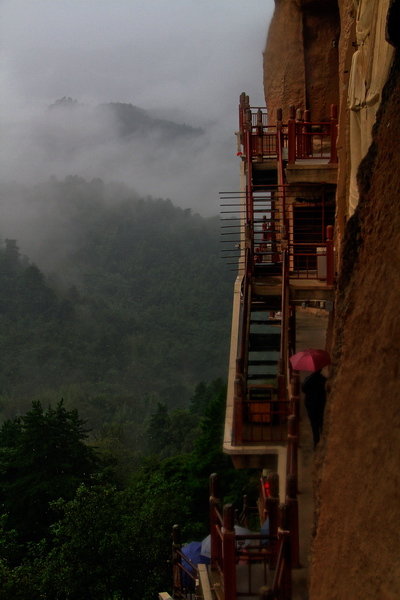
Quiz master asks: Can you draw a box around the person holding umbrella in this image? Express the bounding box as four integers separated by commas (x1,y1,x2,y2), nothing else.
290,349,330,448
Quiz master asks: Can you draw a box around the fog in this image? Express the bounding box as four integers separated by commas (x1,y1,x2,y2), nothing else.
0,0,273,261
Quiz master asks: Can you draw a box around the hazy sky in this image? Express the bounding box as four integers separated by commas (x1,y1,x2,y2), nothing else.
0,0,274,218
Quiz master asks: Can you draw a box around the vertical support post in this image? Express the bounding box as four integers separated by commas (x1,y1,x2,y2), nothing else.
286,475,300,569
276,107,283,157
279,504,292,599
233,375,243,445
287,414,298,483
222,504,237,600
239,92,246,139
289,305,296,357
257,108,263,159
326,224,334,285
295,108,304,159
245,119,255,270
303,109,311,157
287,106,296,164
172,524,182,597
265,471,280,566
209,474,220,569
329,104,338,164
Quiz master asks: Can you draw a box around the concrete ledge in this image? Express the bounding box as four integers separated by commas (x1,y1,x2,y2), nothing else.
285,162,338,185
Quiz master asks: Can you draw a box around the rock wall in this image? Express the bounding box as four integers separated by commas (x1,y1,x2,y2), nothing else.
263,0,340,123
311,45,400,599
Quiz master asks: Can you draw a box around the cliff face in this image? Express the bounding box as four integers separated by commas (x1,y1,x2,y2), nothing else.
263,1,400,598
311,47,400,599
263,0,340,122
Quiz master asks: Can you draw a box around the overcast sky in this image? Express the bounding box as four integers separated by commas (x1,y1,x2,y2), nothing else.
0,0,274,218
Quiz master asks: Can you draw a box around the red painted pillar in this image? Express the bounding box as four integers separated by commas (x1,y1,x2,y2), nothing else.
222,504,237,600
286,475,300,569
287,106,296,164
256,108,263,158
209,474,220,570
172,524,182,596
233,375,243,445
329,104,338,164
279,504,292,599
296,108,304,159
303,109,311,157
287,414,298,483
326,224,334,285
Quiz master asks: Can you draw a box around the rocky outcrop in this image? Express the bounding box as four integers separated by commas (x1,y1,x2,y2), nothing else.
310,46,400,599
263,0,340,123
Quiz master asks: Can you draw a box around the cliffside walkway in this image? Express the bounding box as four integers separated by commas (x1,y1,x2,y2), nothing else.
167,96,336,600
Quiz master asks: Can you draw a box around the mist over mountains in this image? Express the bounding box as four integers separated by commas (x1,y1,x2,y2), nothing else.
0,97,237,219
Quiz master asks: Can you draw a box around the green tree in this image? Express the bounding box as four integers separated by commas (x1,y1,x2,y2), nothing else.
0,401,98,541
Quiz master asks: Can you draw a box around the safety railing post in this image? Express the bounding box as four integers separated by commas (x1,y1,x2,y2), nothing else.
172,524,182,597
329,104,338,164
266,491,280,567
326,224,334,285
233,375,243,444
276,107,283,157
303,109,311,157
256,108,263,159
287,106,296,164
286,475,300,568
287,414,298,483
296,108,304,159
222,504,237,600
209,474,220,570
279,504,292,599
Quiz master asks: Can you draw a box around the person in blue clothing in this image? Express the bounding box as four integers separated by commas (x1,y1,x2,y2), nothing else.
302,369,327,448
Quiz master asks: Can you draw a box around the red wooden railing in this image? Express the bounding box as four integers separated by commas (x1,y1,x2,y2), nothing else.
238,96,338,165
207,470,299,600
209,474,278,599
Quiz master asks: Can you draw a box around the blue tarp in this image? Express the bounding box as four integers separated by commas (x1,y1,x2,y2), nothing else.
180,541,210,591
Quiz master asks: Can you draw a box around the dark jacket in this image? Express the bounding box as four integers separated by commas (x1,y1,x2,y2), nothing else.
302,370,327,416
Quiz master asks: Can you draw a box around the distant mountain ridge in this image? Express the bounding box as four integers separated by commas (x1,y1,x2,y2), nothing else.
49,97,204,140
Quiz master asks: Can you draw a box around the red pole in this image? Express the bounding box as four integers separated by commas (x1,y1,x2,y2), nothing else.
286,475,300,569
303,109,311,157
287,414,298,483
329,104,338,164
296,108,304,159
222,504,237,600
280,504,292,599
233,376,243,444
287,106,296,164
209,474,220,569
257,108,263,159
172,524,182,596
326,224,334,285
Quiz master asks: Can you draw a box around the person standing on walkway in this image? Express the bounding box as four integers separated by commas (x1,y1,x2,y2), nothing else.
302,369,327,448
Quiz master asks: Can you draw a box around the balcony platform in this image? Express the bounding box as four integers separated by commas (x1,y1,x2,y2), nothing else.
285,160,337,185
289,278,335,302
252,275,282,298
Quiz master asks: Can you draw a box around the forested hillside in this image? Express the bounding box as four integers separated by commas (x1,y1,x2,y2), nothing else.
0,382,257,599
0,177,234,428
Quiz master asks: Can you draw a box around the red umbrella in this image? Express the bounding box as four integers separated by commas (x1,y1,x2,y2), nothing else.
290,348,330,372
